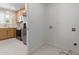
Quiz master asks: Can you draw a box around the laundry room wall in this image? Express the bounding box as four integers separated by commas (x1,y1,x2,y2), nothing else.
27,3,47,54
27,3,79,54
47,3,79,51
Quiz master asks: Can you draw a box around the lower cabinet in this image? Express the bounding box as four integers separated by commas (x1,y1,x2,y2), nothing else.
0,28,7,39
0,28,16,40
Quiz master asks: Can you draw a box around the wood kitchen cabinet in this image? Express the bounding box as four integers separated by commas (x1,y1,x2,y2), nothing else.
7,28,16,38
0,28,7,39
0,28,16,40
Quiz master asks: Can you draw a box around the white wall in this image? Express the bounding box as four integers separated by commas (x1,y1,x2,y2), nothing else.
28,3,79,54
27,3,47,54
47,3,79,51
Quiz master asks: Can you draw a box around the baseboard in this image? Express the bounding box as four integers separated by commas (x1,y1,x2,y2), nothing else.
27,42,46,55
46,43,69,52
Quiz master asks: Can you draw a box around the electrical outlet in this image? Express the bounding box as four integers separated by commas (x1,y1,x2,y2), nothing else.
72,28,76,31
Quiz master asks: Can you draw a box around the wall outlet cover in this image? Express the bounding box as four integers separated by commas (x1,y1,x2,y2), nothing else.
72,28,76,31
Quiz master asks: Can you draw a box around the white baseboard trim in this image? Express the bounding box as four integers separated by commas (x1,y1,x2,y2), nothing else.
46,43,69,52
27,42,46,55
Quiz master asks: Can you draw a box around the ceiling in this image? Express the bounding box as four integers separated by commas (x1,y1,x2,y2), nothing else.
0,3,25,11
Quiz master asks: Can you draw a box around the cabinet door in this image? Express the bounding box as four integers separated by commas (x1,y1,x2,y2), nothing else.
7,28,16,38
7,28,13,38
12,28,16,37
0,28,7,40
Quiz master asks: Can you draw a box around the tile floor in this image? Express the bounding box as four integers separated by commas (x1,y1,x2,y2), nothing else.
31,44,62,55
0,38,27,55
31,44,79,55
